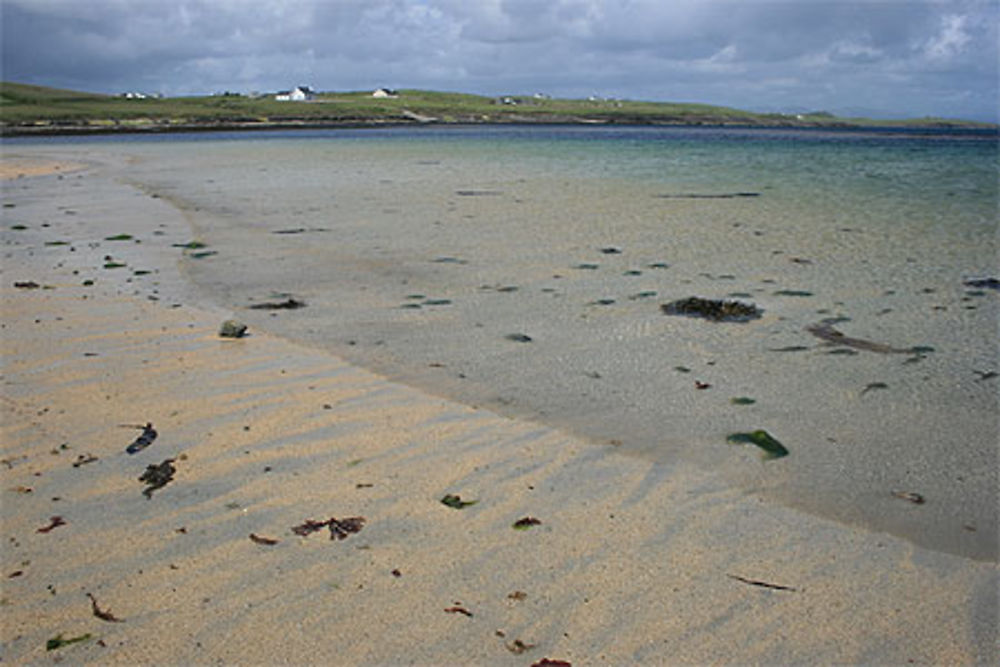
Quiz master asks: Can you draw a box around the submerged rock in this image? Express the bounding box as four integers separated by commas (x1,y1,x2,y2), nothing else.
661,296,761,322
219,319,248,338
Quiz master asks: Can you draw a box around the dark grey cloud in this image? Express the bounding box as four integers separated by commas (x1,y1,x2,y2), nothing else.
2,0,996,121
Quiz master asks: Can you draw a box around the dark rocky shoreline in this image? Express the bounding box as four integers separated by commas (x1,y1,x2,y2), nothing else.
3,114,991,138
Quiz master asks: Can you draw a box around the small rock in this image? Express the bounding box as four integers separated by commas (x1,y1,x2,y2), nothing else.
219,319,248,338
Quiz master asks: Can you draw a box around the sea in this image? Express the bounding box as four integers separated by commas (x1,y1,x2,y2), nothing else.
6,124,998,560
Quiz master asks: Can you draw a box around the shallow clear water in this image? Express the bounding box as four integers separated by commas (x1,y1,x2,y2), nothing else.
8,125,998,559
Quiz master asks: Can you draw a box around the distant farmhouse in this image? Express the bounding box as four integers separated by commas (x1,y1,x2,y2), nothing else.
275,86,315,102
372,88,399,98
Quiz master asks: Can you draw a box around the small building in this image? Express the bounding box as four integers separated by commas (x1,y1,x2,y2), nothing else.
275,86,315,102
372,88,399,98
121,91,148,99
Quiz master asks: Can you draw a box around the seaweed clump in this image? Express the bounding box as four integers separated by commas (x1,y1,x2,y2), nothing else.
662,296,761,322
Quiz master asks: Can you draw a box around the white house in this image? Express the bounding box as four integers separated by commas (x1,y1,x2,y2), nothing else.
372,88,399,98
275,86,315,101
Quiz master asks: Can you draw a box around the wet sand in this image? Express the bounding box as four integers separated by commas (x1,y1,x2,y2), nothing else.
1,151,997,664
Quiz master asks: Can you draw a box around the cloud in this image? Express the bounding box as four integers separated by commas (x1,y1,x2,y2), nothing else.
923,14,973,61
1,0,996,121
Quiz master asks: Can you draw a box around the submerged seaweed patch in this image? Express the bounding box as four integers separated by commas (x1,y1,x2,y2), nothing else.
727,430,789,459
662,297,761,322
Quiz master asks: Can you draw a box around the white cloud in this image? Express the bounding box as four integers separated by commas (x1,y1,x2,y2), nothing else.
923,14,973,61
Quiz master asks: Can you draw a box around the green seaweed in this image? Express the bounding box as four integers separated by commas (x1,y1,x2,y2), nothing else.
441,494,477,509
773,289,813,297
45,240,70,246
103,261,127,269
730,397,756,405
105,233,133,241
46,633,93,651
727,430,789,460
11,224,28,230
173,240,207,249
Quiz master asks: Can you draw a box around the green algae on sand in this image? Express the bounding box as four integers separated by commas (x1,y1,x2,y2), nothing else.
727,430,789,460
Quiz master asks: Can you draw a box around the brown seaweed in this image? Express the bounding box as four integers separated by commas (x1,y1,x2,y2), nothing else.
291,516,366,540
444,605,474,617
87,593,124,622
662,297,761,322
727,574,797,592
512,517,542,530
806,318,929,354
507,639,536,654
656,192,760,199
329,517,365,540
891,490,925,505
72,454,99,468
291,519,329,537
248,298,306,310
139,459,176,498
37,516,67,533
249,533,280,545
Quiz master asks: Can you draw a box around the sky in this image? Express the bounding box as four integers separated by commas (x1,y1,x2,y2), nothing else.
2,0,997,122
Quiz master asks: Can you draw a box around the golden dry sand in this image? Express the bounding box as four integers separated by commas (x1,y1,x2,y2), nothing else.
1,156,996,664
0,158,86,180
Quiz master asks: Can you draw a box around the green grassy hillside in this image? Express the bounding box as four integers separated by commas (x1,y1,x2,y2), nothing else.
1,82,992,134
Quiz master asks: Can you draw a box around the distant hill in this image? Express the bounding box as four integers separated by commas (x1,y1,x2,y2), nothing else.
2,81,994,135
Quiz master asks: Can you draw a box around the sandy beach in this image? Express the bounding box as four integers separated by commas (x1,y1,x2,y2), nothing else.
1,149,997,664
